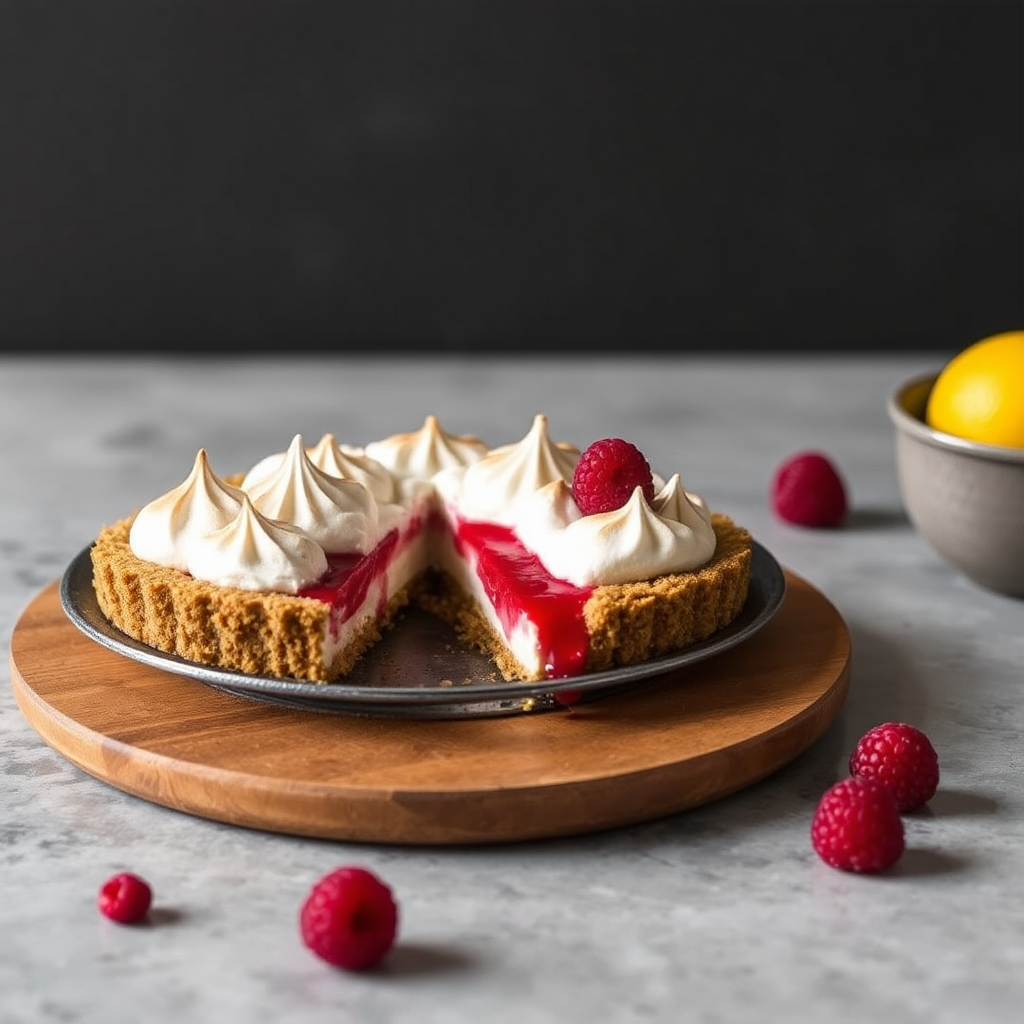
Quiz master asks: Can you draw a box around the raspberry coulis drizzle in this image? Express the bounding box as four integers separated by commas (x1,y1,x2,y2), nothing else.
297,529,401,636
295,515,593,679
453,519,593,679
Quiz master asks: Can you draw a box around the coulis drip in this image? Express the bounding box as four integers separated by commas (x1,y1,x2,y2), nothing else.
454,519,593,679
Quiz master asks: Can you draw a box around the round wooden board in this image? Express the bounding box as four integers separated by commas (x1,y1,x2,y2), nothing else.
10,570,850,845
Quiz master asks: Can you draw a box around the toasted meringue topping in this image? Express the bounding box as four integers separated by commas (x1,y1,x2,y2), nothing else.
242,433,396,503
244,435,383,554
453,413,580,524
652,473,713,528
364,414,488,480
129,449,245,570
128,417,722,593
186,496,328,593
515,483,718,587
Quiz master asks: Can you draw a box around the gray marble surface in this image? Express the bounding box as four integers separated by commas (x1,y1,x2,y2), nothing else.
2,355,1021,1024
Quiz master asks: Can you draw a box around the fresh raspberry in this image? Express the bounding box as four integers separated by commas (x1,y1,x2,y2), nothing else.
849,722,940,812
771,451,848,527
810,777,905,873
299,866,399,970
97,872,153,924
572,438,655,515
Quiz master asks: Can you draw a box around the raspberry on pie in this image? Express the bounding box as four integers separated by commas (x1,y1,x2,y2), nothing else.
572,437,656,515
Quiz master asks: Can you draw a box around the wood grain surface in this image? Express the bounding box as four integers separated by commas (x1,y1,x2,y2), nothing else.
10,570,851,845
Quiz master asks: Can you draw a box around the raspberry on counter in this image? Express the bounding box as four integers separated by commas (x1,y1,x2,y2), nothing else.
771,451,848,528
811,777,905,873
97,872,153,924
849,722,940,812
299,866,399,970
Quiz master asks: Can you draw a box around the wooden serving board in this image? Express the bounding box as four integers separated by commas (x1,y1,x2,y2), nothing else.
10,569,850,845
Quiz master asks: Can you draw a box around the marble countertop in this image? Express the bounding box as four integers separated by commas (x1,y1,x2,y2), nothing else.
2,355,1021,1024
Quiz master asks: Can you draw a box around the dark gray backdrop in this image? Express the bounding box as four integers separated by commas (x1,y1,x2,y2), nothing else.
1,0,1021,354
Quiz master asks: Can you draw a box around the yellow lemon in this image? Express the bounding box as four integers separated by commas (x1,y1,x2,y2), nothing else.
925,330,1024,448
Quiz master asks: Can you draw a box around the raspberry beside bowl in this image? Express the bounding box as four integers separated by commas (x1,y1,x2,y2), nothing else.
887,373,1024,598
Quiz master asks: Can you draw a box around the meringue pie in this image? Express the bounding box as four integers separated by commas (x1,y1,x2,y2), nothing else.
90,415,752,683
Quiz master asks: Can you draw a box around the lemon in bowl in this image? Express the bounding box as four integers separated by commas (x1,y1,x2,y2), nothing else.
925,331,1024,448
888,331,1024,598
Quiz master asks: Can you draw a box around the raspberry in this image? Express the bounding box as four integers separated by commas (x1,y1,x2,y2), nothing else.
771,451,848,527
849,722,939,812
810,777,905,873
572,437,655,515
97,872,153,924
299,866,399,970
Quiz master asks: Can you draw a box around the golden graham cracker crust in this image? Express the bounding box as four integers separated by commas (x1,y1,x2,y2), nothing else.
583,514,752,672
90,513,752,684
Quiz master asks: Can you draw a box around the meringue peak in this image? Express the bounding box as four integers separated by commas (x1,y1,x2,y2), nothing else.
652,473,713,530
186,495,327,593
515,482,717,587
456,414,580,524
242,433,396,503
364,415,489,480
245,434,381,554
128,449,245,570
